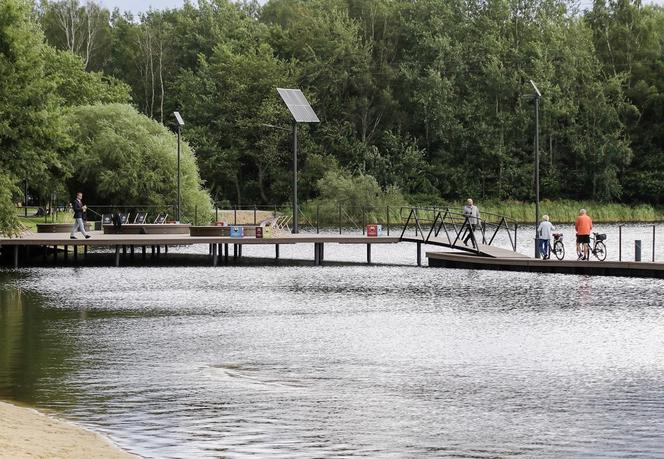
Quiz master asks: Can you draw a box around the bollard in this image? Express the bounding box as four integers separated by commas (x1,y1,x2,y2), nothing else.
635,240,642,262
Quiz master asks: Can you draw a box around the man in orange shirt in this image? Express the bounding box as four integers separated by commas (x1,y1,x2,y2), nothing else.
575,209,592,260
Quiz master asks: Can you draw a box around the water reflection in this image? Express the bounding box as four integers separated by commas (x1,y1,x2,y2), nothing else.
1,266,664,458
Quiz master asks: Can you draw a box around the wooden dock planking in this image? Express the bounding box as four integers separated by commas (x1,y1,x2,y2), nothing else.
426,251,664,278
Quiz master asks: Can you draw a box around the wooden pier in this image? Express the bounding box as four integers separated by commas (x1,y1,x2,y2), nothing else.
0,231,400,268
426,251,664,278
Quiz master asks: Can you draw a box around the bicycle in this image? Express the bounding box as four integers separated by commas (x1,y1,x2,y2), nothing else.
549,232,565,260
577,232,607,261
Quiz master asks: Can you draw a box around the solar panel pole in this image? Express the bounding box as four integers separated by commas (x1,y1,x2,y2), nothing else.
293,122,299,234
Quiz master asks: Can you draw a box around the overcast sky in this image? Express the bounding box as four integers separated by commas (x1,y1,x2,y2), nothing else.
101,0,664,16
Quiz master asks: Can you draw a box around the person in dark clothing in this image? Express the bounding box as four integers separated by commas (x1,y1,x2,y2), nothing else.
70,192,91,239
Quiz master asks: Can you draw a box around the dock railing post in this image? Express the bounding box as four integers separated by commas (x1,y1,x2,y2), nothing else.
386,206,390,236
619,225,623,261
362,207,366,235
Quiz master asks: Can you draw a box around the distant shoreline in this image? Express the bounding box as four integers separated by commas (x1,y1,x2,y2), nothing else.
0,400,137,459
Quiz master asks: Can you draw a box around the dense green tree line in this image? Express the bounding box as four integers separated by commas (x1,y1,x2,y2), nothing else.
2,0,664,235
36,0,662,206
0,0,210,234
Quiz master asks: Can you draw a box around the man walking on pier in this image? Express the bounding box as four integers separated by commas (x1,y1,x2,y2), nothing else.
575,209,592,260
463,198,480,248
70,192,91,240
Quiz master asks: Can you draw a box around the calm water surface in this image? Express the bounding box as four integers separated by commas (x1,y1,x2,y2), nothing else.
1,236,664,458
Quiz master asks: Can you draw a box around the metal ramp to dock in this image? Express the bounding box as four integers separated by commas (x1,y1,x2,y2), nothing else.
398,207,526,258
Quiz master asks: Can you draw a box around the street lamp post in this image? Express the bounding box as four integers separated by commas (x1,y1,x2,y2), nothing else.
530,80,542,259
173,111,184,222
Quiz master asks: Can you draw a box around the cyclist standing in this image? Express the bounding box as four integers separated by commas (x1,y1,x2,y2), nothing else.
575,209,592,260
537,215,555,259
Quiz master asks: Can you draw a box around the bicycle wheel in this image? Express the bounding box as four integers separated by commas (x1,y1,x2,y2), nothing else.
593,241,607,261
553,241,565,260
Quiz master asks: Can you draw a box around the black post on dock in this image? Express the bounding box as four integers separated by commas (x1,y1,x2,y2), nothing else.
619,225,623,261
635,240,642,262
417,242,421,267
386,206,390,236
367,243,371,264
653,225,656,262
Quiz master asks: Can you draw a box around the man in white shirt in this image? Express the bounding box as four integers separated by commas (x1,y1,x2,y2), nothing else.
537,214,555,259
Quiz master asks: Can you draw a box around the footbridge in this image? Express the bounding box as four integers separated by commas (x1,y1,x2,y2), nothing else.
398,207,527,259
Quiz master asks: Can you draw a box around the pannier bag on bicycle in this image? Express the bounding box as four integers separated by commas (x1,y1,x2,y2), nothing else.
596,233,607,241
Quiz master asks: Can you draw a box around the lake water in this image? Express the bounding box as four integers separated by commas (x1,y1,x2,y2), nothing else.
1,224,664,458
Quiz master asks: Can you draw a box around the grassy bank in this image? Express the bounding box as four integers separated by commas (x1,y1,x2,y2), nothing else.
476,200,664,224
17,212,71,232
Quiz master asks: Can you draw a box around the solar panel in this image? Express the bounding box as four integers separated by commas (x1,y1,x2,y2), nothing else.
277,88,320,123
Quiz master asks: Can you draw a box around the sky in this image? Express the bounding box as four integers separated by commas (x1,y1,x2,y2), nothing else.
101,0,664,16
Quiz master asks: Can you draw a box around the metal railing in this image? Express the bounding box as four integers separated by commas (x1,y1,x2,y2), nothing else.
398,206,518,253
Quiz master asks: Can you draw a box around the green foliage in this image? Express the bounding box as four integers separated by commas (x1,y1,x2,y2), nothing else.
0,173,22,237
64,104,211,222
479,199,661,224
4,0,662,232
313,170,406,222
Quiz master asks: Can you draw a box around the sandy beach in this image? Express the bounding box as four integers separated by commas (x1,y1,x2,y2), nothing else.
0,400,137,459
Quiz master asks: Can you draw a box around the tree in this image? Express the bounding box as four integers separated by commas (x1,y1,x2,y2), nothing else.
64,104,211,220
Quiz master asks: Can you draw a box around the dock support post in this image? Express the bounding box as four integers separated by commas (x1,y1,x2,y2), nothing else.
142,246,146,260
42,245,47,262
212,243,218,267
115,245,120,267
64,245,68,262
122,245,127,255
73,245,78,262
53,246,57,264
367,243,372,264
13,246,19,268
238,245,242,258
635,240,642,262
224,243,229,262
275,244,280,260
84,245,88,257
151,245,155,256
313,243,325,266
164,245,168,254
157,246,161,256
130,246,135,260
417,242,422,267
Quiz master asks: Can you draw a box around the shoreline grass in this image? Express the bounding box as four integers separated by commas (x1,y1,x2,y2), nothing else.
476,200,664,224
